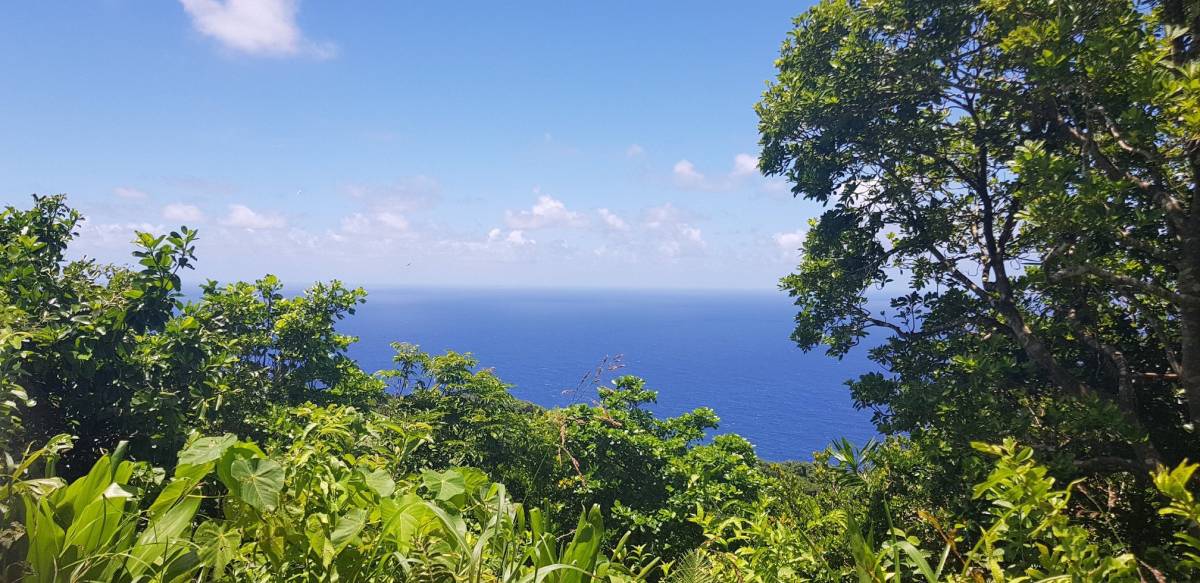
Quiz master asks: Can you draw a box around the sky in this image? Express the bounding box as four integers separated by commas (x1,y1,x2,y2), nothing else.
0,0,826,290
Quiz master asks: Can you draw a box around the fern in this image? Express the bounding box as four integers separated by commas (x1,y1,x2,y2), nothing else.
665,549,716,583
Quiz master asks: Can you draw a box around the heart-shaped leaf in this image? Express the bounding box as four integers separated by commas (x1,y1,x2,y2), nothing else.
360,468,396,498
229,458,284,512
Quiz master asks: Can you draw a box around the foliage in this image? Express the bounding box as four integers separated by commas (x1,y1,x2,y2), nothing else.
554,376,766,557
1,195,199,473
758,0,1200,556
186,276,381,441
0,195,379,474
692,439,1200,582
3,0,1199,580
0,406,658,582
378,344,562,505
0,196,769,578
381,349,766,560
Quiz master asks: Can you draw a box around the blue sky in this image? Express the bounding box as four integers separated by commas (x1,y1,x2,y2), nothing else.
0,0,823,290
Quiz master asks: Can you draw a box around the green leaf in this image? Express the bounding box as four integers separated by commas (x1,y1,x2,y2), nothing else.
380,493,441,553
422,468,466,504
360,468,396,498
229,458,284,512
330,508,367,554
177,434,237,468
126,491,201,578
194,521,241,578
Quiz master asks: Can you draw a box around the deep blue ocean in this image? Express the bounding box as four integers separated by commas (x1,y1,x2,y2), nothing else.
341,287,879,461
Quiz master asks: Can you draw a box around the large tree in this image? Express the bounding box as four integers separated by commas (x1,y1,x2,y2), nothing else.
759,0,1200,476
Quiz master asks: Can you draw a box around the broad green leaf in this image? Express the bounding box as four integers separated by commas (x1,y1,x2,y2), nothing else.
229,457,284,512
177,434,237,469
25,497,65,583
127,492,201,578
194,521,241,578
62,484,129,555
422,468,466,505
330,508,367,554
381,493,441,553
360,468,396,498
148,476,203,518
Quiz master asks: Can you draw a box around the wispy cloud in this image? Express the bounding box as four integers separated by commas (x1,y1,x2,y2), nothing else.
671,160,707,189
626,144,645,158
162,203,205,222
343,176,441,213
772,229,806,253
641,203,706,259
597,208,629,232
488,228,535,247
338,210,410,236
376,212,410,232
180,0,336,58
672,153,763,191
76,220,167,248
221,204,286,229
113,186,149,200
731,153,759,177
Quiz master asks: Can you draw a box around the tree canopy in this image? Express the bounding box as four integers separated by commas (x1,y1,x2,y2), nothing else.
762,0,1199,474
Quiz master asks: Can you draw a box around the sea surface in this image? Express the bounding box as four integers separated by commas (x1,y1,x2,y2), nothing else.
341,287,879,461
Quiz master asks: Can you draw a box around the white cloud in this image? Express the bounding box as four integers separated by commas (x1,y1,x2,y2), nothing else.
221,204,286,229
78,220,167,245
672,153,765,191
376,212,409,232
731,153,759,177
672,160,707,189
113,186,148,200
488,227,535,246
773,229,806,252
657,225,705,259
597,208,629,231
626,144,645,158
179,0,335,58
643,202,686,229
504,194,585,230
162,203,205,222
506,230,534,246
340,213,371,234
642,203,705,258
336,210,411,239
325,178,438,241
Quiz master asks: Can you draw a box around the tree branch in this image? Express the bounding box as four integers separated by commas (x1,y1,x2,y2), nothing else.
1073,455,1153,476
1049,263,1199,309
1053,114,1188,235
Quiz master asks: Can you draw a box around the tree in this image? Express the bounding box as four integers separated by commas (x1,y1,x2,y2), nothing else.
0,195,379,474
759,0,1198,489
1,195,199,471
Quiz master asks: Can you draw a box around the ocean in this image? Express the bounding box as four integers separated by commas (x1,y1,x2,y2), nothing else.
342,287,880,461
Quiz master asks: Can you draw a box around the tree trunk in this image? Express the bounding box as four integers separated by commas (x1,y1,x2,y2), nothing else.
1182,146,1200,424
997,298,1164,468
993,301,1089,398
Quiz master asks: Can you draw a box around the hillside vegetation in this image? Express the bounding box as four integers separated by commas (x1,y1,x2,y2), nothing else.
3,0,1200,580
